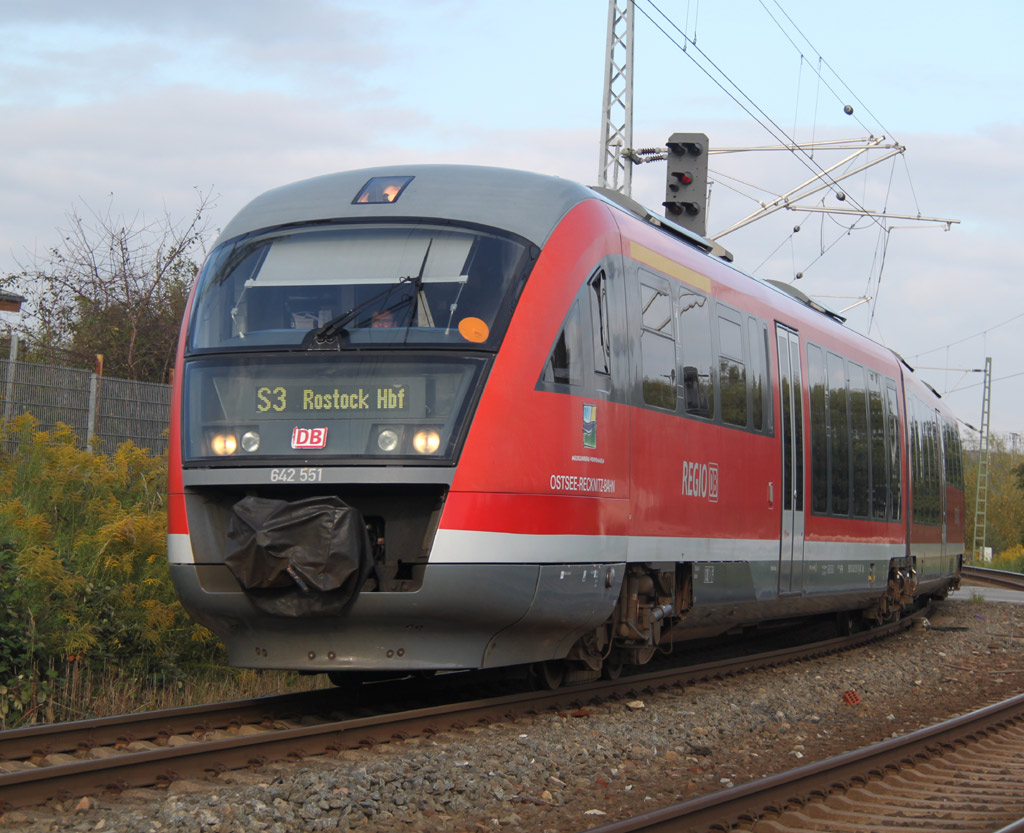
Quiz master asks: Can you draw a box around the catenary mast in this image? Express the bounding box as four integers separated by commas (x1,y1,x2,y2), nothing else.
598,0,634,195
972,357,993,561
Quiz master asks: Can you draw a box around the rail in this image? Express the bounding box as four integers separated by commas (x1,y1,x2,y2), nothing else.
583,690,1024,833
961,565,1024,591
0,612,919,812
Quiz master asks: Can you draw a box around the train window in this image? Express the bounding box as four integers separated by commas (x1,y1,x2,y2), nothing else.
868,371,888,519
747,317,768,432
640,280,672,333
807,343,829,514
777,330,794,511
589,271,611,377
787,333,804,511
639,276,676,410
188,223,530,352
718,310,747,427
848,362,870,518
544,300,583,387
885,381,902,521
954,423,964,488
912,398,939,525
827,351,850,516
909,403,921,522
944,421,964,490
678,291,715,419
925,408,941,524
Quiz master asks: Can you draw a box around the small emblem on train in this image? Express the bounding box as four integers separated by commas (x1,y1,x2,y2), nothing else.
583,403,597,449
292,427,328,449
682,460,719,503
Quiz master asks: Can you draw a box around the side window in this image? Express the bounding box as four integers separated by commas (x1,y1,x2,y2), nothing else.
807,343,829,514
945,421,963,490
543,299,583,386
718,308,747,427
910,395,943,526
678,290,715,418
925,408,940,524
868,371,888,520
747,317,768,432
885,381,902,521
848,362,870,518
827,351,850,516
589,270,611,378
639,276,676,410
910,400,922,523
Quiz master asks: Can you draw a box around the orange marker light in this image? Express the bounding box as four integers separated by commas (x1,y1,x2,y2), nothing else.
458,317,489,343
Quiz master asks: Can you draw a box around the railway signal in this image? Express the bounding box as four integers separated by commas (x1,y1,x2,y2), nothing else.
664,132,709,237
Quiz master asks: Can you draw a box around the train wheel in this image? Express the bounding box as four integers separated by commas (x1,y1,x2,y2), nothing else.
327,671,371,702
836,610,857,636
601,660,623,680
882,604,902,624
532,660,565,690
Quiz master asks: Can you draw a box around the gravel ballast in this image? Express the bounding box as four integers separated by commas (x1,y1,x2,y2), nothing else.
3,596,1023,833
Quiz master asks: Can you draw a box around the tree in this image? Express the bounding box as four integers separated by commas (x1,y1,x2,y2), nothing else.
963,434,1024,557
2,191,213,383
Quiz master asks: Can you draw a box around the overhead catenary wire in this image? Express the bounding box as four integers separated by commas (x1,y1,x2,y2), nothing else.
636,0,952,332
633,0,887,233
759,0,894,140
947,369,1024,393
908,309,1024,360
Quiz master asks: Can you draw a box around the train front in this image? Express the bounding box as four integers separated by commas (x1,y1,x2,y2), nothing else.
167,166,588,675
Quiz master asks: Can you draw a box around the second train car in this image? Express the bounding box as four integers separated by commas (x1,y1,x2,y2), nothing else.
167,165,963,685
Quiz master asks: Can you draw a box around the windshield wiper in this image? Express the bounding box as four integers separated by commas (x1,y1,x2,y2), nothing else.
308,242,434,348
306,284,403,346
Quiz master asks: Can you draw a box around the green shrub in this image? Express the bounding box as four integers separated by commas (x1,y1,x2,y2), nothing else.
991,543,1024,574
0,414,220,726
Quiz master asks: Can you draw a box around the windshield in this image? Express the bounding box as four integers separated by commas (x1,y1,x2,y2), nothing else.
188,223,530,351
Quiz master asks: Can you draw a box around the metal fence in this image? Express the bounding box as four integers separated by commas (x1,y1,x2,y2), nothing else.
0,359,172,455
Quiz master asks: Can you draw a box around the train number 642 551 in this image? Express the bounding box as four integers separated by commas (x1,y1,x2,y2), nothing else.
269,467,323,483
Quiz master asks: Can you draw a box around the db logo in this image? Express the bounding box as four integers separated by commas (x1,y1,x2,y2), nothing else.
291,427,327,449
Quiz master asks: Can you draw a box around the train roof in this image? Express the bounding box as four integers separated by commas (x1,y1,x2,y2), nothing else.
215,164,950,413
215,165,596,248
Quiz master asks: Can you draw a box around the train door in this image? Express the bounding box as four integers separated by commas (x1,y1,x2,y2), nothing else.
776,324,805,594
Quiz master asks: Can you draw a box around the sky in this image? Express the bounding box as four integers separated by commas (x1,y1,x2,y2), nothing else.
1,0,1022,440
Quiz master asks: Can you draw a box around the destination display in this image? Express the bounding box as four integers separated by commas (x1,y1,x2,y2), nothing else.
254,382,420,415
183,355,488,462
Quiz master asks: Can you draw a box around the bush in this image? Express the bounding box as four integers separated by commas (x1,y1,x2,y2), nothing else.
0,414,220,726
991,543,1024,574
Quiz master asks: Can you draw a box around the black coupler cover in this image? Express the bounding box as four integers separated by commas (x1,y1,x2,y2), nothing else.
225,495,373,617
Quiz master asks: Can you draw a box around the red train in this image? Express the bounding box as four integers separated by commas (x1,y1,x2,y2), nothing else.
167,165,963,685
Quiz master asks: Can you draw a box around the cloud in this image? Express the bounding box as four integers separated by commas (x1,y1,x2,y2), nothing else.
0,2,392,108
0,3,1020,434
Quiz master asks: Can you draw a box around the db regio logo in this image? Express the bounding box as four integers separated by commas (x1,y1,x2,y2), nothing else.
682,460,719,503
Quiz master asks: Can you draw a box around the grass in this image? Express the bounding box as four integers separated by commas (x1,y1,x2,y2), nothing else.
18,662,325,726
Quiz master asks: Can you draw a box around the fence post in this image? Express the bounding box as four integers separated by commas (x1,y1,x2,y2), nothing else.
86,372,99,452
3,334,16,424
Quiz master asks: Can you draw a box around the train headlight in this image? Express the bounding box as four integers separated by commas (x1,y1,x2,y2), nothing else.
211,433,238,455
377,429,400,452
240,430,261,452
412,429,441,454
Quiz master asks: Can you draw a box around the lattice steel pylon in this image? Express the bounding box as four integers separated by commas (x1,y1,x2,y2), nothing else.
972,357,993,561
598,0,634,194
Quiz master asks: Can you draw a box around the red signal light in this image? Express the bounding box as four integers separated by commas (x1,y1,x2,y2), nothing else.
673,171,694,186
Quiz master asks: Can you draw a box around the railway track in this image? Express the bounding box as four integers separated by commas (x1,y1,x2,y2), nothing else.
0,612,919,812
583,690,1024,833
961,565,1024,592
